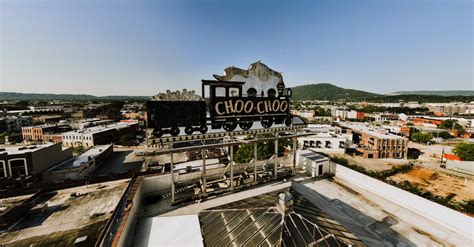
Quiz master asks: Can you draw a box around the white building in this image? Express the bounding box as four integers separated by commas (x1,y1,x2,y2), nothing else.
347,110,358,119
298,150,334,177
299,133,351,154
62,121,138,147
44,144,113,181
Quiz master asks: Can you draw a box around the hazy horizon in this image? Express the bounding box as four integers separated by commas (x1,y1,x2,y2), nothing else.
0,82,473,97
1,0,472,96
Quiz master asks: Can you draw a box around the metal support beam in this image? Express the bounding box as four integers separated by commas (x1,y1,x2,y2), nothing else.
170,152,175,203
254,142,257,183
230,145,234,190
201,149,207,195
274,133,278,179
293,137,297,173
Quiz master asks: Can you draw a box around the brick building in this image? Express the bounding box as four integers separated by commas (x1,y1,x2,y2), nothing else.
339,123,409,159
22,125,72,143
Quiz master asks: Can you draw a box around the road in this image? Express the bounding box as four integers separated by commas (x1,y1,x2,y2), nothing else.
92,148,143,176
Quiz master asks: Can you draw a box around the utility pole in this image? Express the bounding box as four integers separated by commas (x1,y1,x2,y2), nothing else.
440,148,445,168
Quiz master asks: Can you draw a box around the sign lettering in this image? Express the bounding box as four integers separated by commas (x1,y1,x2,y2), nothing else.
214,99,289,116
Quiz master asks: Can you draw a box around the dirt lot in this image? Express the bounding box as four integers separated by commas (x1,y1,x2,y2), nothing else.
389,167,474,201
330,153,410,171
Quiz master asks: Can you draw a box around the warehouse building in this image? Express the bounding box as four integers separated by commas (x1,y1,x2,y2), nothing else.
44,144,113,181
0,143,72,178
62,121,138,147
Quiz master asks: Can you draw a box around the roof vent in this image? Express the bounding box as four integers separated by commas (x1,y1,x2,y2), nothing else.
277,192,294,214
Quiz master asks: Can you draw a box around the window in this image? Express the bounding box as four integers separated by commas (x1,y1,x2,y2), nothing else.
0,161,6,177
247,88,257,97
229,87,240,97
215,87,225,97
9,159,27,177
267,89,276,98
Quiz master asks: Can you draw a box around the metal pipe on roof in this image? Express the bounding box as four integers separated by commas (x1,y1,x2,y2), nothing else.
170,152,175,203
230,145,234,190
274,133,278,179
201,149,207,195
254,142,257,183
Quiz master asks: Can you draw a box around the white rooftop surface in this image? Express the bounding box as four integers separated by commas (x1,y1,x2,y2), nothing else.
54,145,111,170
299,149,329,161
174,158,221,170
62,121,137,136
147,215,203,247
0,143,55,155
339,122,406,140
306,124,335,132
301,132,348,138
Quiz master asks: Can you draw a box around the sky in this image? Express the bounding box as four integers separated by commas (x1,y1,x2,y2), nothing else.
0,0,472,96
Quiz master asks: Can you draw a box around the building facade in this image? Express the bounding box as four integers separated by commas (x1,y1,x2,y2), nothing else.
339,123,408,159
0,143,72,178
44,144,113,181
0,116,32,132
299,133,351,153
22,124,72,143
62,121,138,147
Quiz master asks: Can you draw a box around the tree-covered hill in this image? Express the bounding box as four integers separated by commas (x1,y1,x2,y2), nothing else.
291,83,380,101
290,83,474,102
0,92,149,101
391,90,474,96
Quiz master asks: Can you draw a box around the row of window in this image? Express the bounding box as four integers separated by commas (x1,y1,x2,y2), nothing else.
63,142,90,147
64,135,93,141
0,159,28,178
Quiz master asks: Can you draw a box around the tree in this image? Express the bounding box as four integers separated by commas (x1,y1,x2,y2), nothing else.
312,106,331,116
98,100,125,116
453,143,474,161
440,119,464,134
437,131,452,139
234,135,292,163
408,127,419,138
410,132,433,144
72,146,85,155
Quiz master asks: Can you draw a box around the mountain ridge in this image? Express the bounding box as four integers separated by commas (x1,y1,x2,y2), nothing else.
0,92,149,101
390,90,474,96
2,83,473,103
291,83,380,101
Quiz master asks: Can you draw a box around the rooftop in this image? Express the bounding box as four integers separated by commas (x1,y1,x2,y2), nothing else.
0,179,129,246
135,182,362,247
132,174,471,246
61,121,137,136
338,122,406,140
0,143,56,155
299,149,329,162
52,145,112,170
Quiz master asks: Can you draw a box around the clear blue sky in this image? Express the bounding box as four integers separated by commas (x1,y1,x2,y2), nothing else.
1,0,472,96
